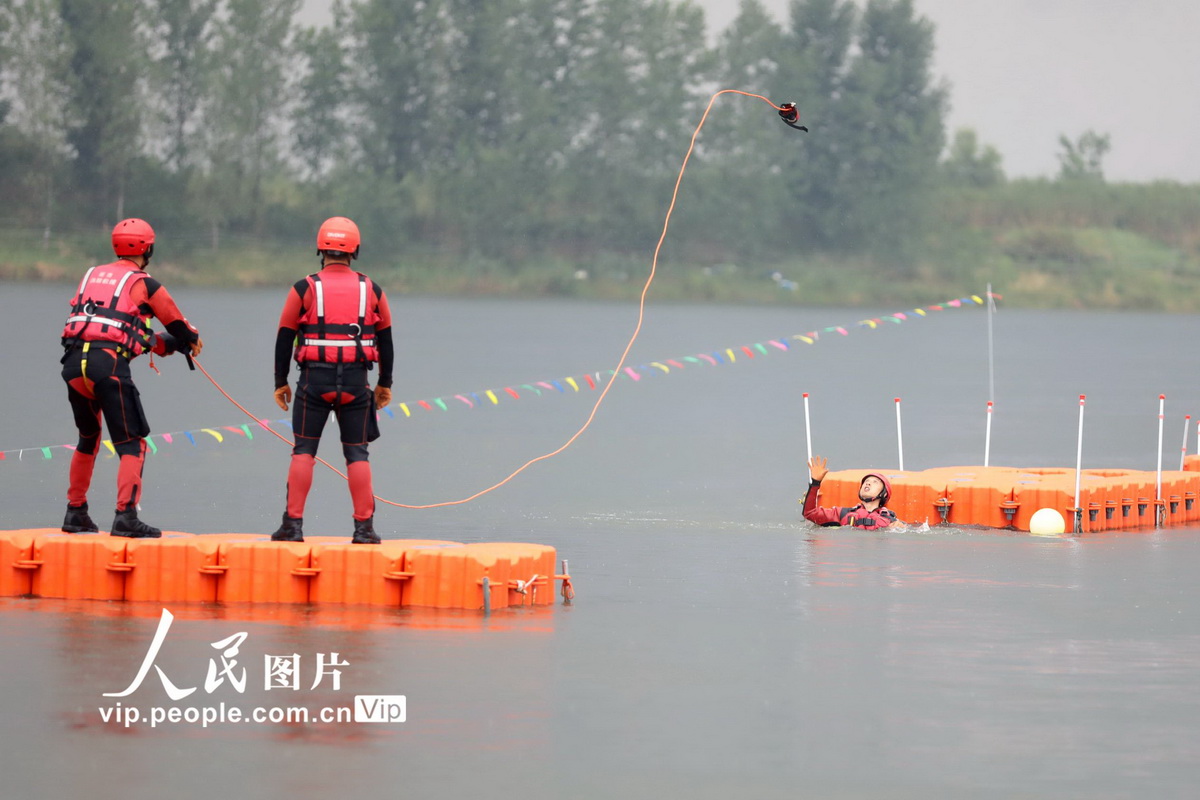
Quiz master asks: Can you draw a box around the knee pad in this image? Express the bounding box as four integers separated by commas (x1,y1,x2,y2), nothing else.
293,437,320,457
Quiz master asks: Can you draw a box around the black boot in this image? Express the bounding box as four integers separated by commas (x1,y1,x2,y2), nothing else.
272,513,304,542
111,508,162,539
351,516,380,544
62,502,99,533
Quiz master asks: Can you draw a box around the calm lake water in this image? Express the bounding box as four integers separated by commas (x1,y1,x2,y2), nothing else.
2,282,1200,798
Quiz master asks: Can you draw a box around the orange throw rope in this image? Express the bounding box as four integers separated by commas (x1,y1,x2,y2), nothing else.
197,90,791,509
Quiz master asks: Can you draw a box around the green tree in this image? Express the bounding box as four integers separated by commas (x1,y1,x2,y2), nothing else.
775,0,857,249
199,0,299,239
708,0,785,156
146,0,219,174
569,0,711,254
0,0,74,238
344,0,449,182
443,0,519,153
1057,129,1110,183
436,0,526,255
292,16,349,184
941,127,1004,187
693,0,790,257
801,0,945,260
59,0,147,219
437,0,596,256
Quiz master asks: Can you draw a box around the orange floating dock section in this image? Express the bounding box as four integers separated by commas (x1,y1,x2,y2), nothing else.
812,457,1200,533
0,531,573,610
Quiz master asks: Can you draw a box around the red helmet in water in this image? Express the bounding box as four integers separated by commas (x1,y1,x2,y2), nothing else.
860,472,892,506
112,218,155,258
316,216,360,259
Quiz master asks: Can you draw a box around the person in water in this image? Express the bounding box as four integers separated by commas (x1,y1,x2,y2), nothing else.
60,218,203,538
270,216,393,544
801,455,899,529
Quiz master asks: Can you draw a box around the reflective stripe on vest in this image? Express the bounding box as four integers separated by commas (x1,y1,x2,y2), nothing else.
300,339,376,347
65,313,138,329
295,271,378,364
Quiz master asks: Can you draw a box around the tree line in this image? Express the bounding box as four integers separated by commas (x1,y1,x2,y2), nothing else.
2,0,1190,295
0,0,950,264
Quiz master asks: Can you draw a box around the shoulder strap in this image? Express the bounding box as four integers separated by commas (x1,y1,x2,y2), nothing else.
111,268,144,308
312,273,326,362
71,266,98,309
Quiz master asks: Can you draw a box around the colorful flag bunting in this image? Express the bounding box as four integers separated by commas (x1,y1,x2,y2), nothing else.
3,293,994,463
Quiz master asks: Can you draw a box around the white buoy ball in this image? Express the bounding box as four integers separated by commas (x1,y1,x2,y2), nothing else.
1029,507,1066,535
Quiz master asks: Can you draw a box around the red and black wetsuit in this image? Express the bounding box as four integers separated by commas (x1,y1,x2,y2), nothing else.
60,259,200,511
801,478,899,529
274,263,394,521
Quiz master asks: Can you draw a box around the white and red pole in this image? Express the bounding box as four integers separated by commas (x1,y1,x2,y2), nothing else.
984,401,994,467
1156,394,1165,527
1073,394,1086,533
895,397,904,471
1180,414,1191,471
803,392,813,478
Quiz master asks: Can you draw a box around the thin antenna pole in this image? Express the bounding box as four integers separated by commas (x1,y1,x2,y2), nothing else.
895,397,904,471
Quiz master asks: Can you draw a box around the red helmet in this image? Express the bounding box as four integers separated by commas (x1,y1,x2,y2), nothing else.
860,472,892,506
316,216,360,258
112,218,155,257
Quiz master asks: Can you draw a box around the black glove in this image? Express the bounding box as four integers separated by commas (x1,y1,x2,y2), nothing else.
165,319,200,351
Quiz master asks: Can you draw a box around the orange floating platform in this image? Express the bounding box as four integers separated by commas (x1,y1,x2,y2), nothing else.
0,531,573,611
813,459,1200,533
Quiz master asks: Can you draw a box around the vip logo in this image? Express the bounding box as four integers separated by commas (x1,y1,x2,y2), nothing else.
354,695,406,723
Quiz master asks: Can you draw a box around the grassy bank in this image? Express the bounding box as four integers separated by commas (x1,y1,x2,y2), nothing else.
4,221,1199,311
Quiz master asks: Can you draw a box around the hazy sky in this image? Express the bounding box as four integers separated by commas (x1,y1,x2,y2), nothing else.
300,0,1200,183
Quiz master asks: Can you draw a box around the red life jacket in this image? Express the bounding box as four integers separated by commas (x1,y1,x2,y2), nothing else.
61,260,154,358
294,270,380,364
831,505,898,529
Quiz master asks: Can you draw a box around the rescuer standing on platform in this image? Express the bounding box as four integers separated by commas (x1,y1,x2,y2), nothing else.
60,218,203,538
271,216,394,544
